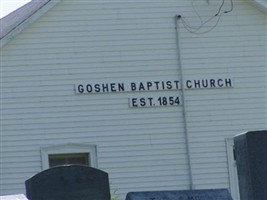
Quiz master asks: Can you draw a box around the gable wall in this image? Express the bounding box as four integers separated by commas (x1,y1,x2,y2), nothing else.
1,0,266,198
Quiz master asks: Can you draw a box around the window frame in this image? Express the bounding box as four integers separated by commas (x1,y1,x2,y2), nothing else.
226,138,240,200
41,143,98,170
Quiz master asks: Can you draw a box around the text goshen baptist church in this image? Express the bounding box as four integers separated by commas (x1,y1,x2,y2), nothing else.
75,78,233,94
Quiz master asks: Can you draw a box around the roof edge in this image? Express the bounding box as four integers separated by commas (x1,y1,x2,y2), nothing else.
0,0,266,48
0,0,60,48
243,0,267,14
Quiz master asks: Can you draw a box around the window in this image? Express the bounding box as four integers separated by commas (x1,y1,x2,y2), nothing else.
41,143,97,170
48,153,90,168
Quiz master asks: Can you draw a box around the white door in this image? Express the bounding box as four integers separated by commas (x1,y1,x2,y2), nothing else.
226,138,240,200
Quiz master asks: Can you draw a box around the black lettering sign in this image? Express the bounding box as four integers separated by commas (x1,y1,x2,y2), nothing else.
86,84,92,93
110,83,116,92
210,79,216,87
118,83,125,92
154,81,160,90
147,82,153,90
140,98,146,106
94,84,101,92
131,82,137,91
217,79,223,87
186,80,192,89
225,78,232,87
202,79,208,88
194,80,201,88
102,83,109,92
166,81,172,89
139,83,145,91
174,80,180,89
77,85,84,93
131,98,138,107
75,78,233,94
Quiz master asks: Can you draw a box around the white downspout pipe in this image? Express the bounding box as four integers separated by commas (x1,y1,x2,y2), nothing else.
174,15,194,190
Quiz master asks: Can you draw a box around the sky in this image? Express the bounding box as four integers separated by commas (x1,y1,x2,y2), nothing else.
0,0,31,18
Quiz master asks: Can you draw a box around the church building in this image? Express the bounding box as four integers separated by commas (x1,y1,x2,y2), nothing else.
1,0,266,199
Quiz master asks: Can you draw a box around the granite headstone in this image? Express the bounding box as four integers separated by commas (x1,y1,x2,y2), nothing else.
125,189,233,200
25,165,111,200
234,130,267,200
0,194,28,200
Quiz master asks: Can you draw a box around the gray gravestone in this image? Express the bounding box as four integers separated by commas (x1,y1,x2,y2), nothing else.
25,165,111,200
125,189,233,200
0,194,28,200
234,130,267,200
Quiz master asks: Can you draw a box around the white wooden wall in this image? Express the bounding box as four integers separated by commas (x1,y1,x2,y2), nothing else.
1,0,266,199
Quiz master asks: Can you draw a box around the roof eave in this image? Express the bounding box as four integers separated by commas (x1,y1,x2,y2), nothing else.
0,0,60,48
244,0,267,14
0,0,266,48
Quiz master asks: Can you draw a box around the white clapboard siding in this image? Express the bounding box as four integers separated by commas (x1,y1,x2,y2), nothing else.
1,0,266,199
